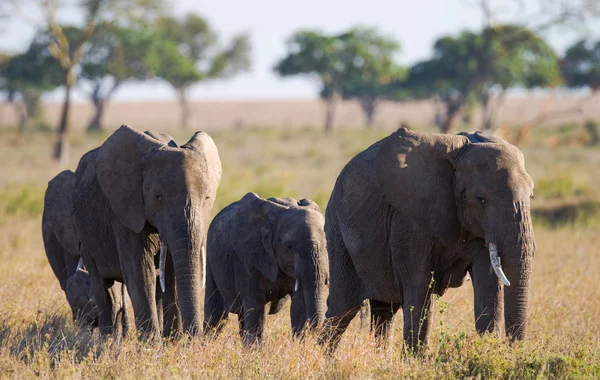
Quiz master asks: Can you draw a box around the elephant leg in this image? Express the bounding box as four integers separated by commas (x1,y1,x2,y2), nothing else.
370,299,401,345
117,230,160,340
86,256,116,335
108,282,128,340
240,300,266,346
470,254,503,337
203,265,227,338
155,274,164,335
402,286,434,353
359,299,371,330
162,249,181,338
319,224,364,352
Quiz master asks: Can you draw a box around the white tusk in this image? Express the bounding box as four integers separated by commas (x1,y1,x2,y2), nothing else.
76,257,85,272
294,279,299,292
488,242,510,287
201,245,206,289
159,239,167,293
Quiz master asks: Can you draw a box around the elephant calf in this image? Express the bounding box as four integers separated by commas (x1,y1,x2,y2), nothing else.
42,170,98,327
43,170,128,333
204,192,329,346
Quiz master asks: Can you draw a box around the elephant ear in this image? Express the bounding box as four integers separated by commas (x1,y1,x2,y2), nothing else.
95,125,161,233
375,127,469,246
231,192,288,282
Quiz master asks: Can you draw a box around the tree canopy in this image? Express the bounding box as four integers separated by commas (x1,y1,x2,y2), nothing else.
149,14,251,128
404,25,561,132
561,39,600,91
274,27,404,132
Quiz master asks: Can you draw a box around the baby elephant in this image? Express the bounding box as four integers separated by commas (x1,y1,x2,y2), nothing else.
42,170,98,327
204,192,328,345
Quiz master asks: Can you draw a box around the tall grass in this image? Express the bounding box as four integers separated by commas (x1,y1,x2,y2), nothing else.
0,126,599,378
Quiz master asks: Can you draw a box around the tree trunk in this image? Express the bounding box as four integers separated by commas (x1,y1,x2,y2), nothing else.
13,102,28,133
360,97,377,129
177,87,191,129
87,100,105,132
441,101,462,134
54,83,72,164
324,88,340,134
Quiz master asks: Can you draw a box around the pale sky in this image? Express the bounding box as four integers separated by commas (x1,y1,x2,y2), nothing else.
0,0,598,101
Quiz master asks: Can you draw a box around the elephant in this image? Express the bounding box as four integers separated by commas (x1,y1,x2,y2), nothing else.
320,127,536,352
203,192,329,346
71,125,222,339
42,170,127,332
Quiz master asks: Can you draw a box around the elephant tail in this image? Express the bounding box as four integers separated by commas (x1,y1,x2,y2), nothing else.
203,264,227,337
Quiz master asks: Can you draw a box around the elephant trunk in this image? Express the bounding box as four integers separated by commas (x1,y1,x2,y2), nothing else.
489,201,535,340
301,244,327,330
167,212,204,336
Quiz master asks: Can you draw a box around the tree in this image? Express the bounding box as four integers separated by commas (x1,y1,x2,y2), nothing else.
561,39,600,91
6,0,165,163
0,32,63,131
150,14,251,129
325,30,406,129
274,27,403,133
404,25,561,133
80,24,155,131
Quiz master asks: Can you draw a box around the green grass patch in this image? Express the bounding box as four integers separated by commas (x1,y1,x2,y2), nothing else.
535,175,593,200
532,200,600,228
0,184,45,220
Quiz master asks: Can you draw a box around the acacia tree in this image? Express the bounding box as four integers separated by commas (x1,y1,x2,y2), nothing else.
0,32,63,131
80,24,155,131
151,14,251,129
275,27,403,133
561,39,600,91
7,0,164,162
405,25,561,133
326,29,406,129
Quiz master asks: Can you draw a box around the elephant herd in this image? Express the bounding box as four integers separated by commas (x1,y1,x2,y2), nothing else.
42,124,536,352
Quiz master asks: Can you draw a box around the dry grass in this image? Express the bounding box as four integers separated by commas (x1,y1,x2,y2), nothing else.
0,123,599,379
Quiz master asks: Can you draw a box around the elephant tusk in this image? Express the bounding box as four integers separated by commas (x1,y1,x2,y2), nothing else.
488,242,510,287
294,279,299,292
76,257,85,272
159,239,167,293
201,245,206,289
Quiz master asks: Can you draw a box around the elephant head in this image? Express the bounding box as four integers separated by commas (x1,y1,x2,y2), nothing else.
65,260,98,328
376,127,536,340
231,192,328,333
95,125,222,334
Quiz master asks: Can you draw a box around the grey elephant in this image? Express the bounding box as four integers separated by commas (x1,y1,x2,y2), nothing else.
321,127,536,351
71,125,221,339
42,170,127,331
203,192,329,346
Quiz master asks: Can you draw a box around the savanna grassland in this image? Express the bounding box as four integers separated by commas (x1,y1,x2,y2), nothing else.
0,122,599,379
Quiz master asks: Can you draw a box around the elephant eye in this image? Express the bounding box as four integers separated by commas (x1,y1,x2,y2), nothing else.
530,193,534,199
476,196,486,206
155,194,162,201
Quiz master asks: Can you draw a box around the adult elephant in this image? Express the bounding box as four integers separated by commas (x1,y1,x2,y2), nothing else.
42,170,127,332
72,125,222,339
321,128,536,351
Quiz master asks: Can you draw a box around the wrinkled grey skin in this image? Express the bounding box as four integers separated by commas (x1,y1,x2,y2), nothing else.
42,170,127,331
321,128,536,352
204,192,328,346
72,125,221,339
